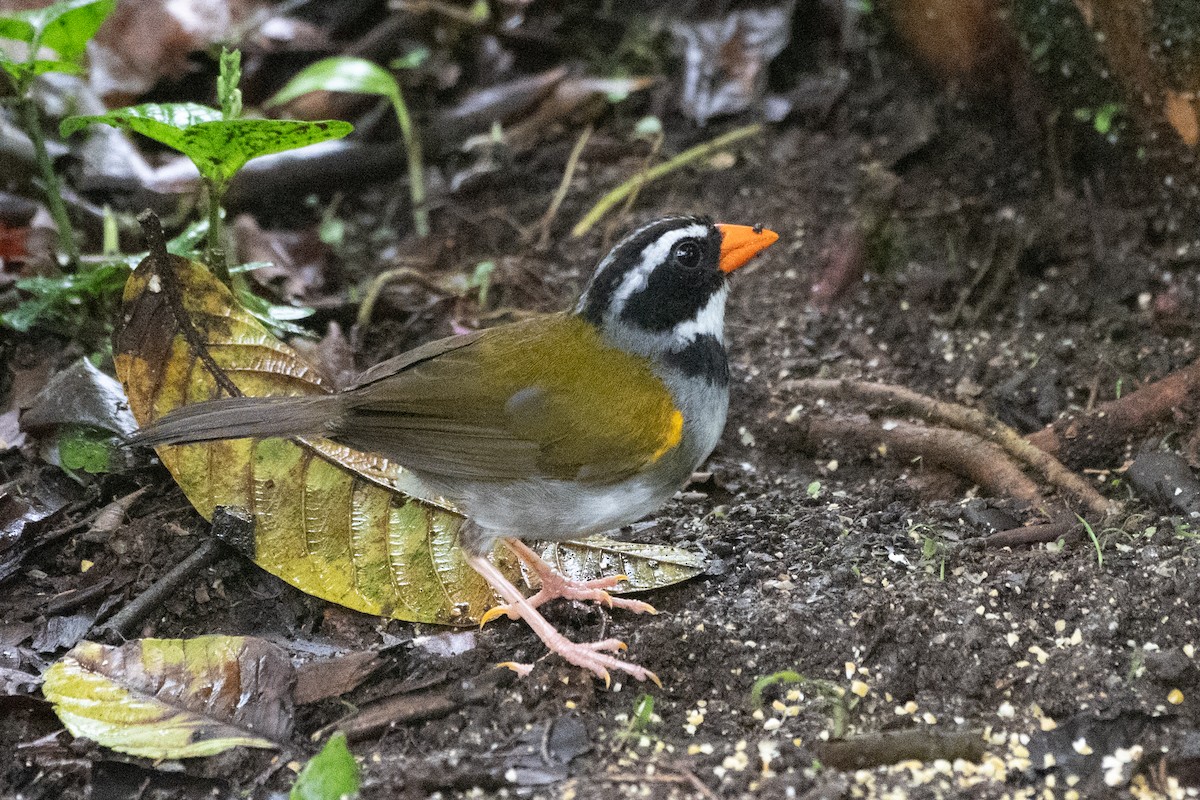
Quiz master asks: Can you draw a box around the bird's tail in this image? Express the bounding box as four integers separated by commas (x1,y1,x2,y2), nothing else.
128,395,341,447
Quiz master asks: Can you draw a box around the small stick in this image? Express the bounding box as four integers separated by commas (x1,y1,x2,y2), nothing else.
571,124,762,238
814,728,986,771
786,378,1117,518
44,575,121,616
355,264,445,329
329,667,514,741
982,518,1080,548
90,515,239,644
611,129,664,231
534,123,592,250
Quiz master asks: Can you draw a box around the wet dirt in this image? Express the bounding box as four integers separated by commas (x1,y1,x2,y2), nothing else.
5,48,1200,800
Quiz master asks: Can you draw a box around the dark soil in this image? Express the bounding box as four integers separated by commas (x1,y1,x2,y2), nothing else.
5,44,1200,800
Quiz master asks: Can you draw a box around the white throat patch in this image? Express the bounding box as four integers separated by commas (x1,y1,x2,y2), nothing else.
671,284,727,344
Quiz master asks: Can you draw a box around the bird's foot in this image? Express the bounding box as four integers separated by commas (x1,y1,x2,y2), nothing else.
479,539,657,626
498,636,660,688
468,552,660,687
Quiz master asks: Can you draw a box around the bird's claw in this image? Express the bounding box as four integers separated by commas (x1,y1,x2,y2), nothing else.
479,603,520,627
497,661,534,678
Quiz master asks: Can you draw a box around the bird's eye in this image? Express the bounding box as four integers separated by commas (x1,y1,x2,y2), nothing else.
672,240,702,269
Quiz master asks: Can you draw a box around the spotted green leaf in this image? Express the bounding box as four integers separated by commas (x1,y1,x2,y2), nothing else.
61,103,352,184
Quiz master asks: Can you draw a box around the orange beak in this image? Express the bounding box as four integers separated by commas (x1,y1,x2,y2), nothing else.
715,223,779,273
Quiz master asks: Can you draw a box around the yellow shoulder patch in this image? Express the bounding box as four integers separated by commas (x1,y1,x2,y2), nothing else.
650,409,684,462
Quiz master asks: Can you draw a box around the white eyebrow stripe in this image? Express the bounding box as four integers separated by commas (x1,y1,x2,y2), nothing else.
607,223,710,317
573,218,685,313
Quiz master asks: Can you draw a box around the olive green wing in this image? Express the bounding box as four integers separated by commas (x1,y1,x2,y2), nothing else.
333,315,683,483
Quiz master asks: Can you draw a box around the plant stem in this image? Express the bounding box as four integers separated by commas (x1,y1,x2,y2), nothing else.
390,88,430,238
571,124,763,238
205,179,230,283
534,123,592,249
18,95,79,270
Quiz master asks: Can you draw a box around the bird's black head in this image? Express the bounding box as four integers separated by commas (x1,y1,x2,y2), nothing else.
575,216,777,349
577,216,724,333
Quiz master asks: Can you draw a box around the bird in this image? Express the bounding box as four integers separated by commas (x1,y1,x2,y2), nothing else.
131,215,778,685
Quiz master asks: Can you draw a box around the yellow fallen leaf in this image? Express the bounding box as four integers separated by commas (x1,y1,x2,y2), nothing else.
43,636,292,759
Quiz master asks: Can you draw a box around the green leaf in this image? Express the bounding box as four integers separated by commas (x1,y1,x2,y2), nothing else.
0,58,77,82
236,287,316,337
58,424,115,474
390,47,430,71
749,670,806,709
291,733,360,800
0,294,51,333
0,17,36,45
62,104,353,184
6,0,115,61
1,261,130,335
61,101,222,139
0,49,80,81
270,56,400,107
43,636,294,759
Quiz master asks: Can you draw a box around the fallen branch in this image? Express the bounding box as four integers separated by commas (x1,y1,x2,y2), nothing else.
786,378,1118,518
1026,356,1200,467
980,518,1080,549
356,264,446,329
801,414,1046,508
90,507,245,644
91,536,230,644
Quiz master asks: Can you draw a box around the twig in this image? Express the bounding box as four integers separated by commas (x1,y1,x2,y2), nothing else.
979,518,1080,549
356,264,447,329
610,130,664,236
602,768,719,800
800,414,1047,508
91,532,232,644
44,575,122,616
785,378,1117,518
571,124,763,238
534,124,592,249
329,667,514,741
814,729,986,770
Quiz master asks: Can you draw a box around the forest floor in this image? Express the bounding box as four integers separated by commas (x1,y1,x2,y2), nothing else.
4,42,1200,800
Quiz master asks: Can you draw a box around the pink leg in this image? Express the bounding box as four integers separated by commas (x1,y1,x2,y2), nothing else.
467,552,660,687
480,538,658,626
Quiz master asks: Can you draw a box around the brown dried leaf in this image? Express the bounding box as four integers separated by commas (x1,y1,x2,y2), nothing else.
1164,90,1200,147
